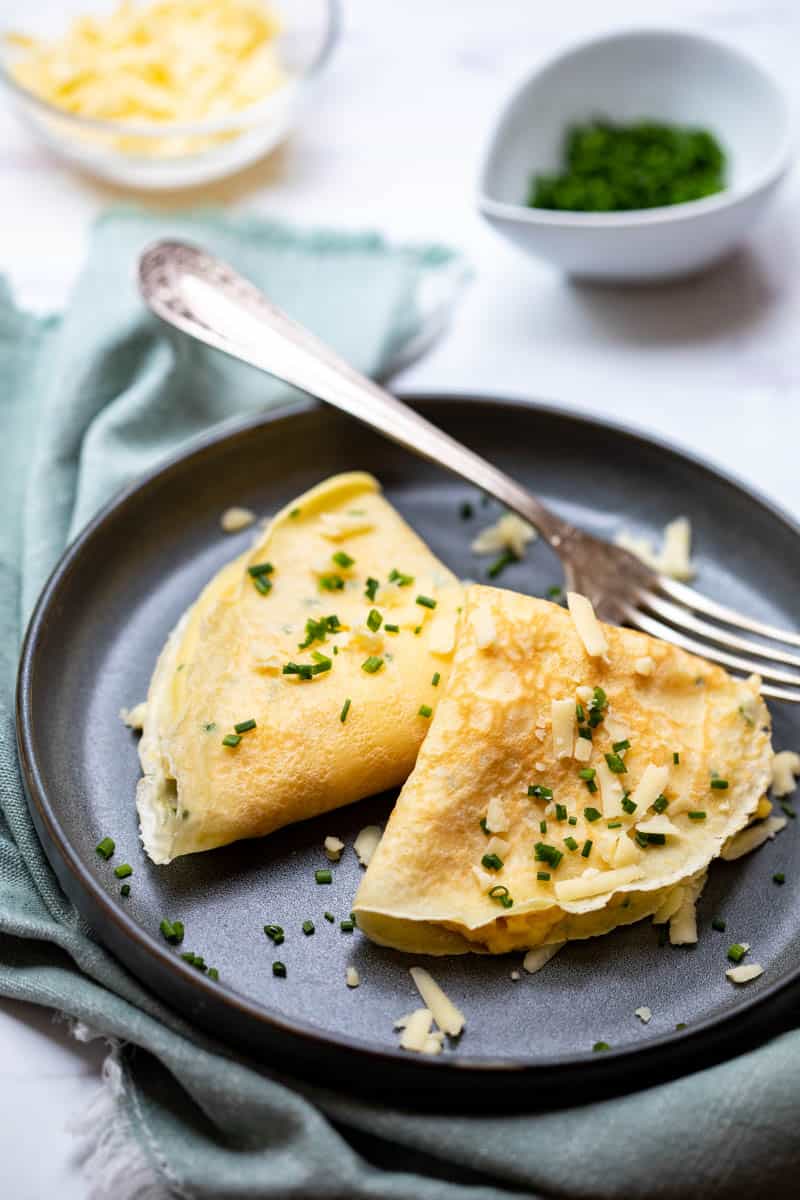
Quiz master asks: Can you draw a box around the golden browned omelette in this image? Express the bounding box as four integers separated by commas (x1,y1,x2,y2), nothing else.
354,585,773,954
135,473,462,863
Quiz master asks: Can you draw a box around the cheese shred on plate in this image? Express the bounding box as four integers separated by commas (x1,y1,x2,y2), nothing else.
7,0,287,147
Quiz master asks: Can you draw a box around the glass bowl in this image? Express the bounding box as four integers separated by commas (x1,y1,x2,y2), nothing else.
0,0,338,189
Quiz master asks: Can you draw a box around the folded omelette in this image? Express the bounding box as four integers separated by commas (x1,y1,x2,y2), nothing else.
354,585,773,954
136,473,462,863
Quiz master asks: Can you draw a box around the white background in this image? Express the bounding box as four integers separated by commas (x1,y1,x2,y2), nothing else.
2,0,800,1195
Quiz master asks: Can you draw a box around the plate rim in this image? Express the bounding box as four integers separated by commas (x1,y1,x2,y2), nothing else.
16,390,800,1084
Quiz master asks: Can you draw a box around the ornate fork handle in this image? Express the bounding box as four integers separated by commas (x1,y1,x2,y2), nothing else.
138,240,575,550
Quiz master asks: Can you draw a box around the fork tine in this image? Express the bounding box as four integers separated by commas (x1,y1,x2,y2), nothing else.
639,591,800,671
658,578,800,649
624,607,800,699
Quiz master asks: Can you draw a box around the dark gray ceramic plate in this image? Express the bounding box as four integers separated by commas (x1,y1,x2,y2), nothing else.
17,395,800,1104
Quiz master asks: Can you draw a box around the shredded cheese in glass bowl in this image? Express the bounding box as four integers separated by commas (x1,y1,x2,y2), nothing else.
0,0,338,188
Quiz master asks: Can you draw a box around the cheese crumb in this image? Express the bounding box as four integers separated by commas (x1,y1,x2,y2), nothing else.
324,836,344,862
576,685,593,703
346,966,360,988
319,512,374,540
398,1008,432,1051
510,970,521,981
634,1006,652,1024
574,736,593,763
472,606,496,650
485,796,508,833
486,835,510,859
409,967,465,1036
551,698,575,759
119,702,147,731
567,592,608,658
726,963,764,984
721,815,786,861
353,825,382,867
220,506,256,533
771,751,800,797
634,656,655,677
522,943,564,974
427,614,456,657
616,516,694,581
471,512,537,559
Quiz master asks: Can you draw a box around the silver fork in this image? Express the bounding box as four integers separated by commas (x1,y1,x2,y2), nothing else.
138,240,800,705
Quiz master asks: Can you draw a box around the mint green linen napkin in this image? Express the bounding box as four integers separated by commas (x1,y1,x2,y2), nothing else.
0,209,796,1200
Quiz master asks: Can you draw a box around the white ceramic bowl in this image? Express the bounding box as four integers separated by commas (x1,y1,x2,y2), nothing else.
478,29,793,282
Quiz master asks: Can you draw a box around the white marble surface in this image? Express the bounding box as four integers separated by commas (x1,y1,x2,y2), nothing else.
1,0,799,1195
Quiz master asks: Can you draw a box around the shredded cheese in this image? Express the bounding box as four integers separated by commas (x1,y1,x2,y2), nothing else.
472,606,496,650
345,966,360,988
596,760,625,819
630,763,670,812
721,815,787,861
616,516,694,581
669,893,698,945
567,592,608,658
427,614,456,657
551,698,575,760
470,512,537,559
636,814,680,837
353,825,382,867
486,835,510,859
319,512,374,541
220,505,256,533
726,963,764,984
398,1008,432,1051
119,702,147,730
554,865,642,903
522,942,564,974
8,0,287,157
652,887,686,925
409,967,465,1036
634,656,655,677
634,1006,652,1024
324,836,344,862
574,737,593,764
771,751,800,797
485,796,508,834
611,834,641,868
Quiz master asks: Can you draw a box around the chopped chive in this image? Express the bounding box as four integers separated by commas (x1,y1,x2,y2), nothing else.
315,869,333,884
539,820,547,834
234,718,256,734
537,871,551,882
673,752,680,765
528,785,553,800
95,837,115,860
657,922,669,945
365,577,379,602
488,884,513,908
581,839,593,858
710,775,729,790
272,962,287,978
324,911,335,923
460,501,474,519
612,739,630,753
584,807,601,823
688,811,707,821
781,802,796,820
727,943,748,964
289,507,301,518
362,655,384,674
622,796,637,814
555,803,568,822
607,821,622,829
479,817,490,835
593,1041,610,1052
159,919,184,945
653,795,669,814
486,550,518,579
332,550,354,568
222,733,242,747
568,815,578,826
576,702,585,722
773,872,786,885
418,704,433,718
384,623,399,633
414,625,422,635
247,562,274,577
302,920,315,935
578,727,593,741
482,853,504,871
388,568,414,587
299,614,341,648
264,923,284,945
204,722,216,732
340,697,351,723
564,836,579,851
534,843,563,868
578,768,596,781
340,919,355,933
547,585,562,599
181,952,207,971
636,832,649,849
416,594,437,610
675,1023,687,1031
366,608,383,632
114,863,132,879
207,968,219,981
120,883,131,897
585,779,598,794
253,575,272,595
431,672,441,687
604,752,627,775
642,832,666,845
711,916,726,931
